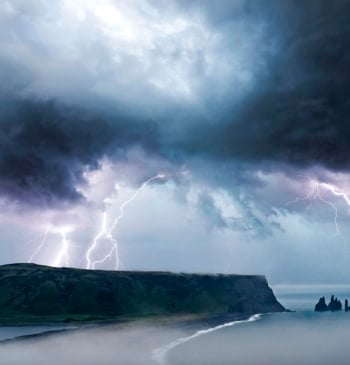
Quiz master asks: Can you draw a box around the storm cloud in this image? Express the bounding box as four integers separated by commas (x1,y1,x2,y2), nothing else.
175,0,350,170
1,0,349,208
0,96,158,206
1,0,350,281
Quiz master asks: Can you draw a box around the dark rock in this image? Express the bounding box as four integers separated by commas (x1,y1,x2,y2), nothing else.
315,295,342,312
315,297,328,312
345,299,349,312
328,295,342,311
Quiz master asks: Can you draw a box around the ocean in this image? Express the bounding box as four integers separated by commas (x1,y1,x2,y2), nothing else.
1,285,350,364
163,284,350,365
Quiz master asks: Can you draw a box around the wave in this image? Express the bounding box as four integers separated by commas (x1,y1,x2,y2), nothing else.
152,313,263,365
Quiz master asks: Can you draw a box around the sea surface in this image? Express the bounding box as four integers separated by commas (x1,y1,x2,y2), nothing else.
1,285,350,364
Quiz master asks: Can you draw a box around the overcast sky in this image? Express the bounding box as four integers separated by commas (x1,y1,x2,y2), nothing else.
1,0,350,283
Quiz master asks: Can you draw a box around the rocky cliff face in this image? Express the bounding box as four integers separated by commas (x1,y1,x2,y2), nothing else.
0,264,285,323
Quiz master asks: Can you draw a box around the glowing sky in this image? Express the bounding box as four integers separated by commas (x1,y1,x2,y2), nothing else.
1,0,350,283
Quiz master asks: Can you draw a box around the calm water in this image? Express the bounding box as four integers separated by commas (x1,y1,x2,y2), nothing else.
166,285,350,365
167,311,350,365
1,285,350,364
273,284,350,311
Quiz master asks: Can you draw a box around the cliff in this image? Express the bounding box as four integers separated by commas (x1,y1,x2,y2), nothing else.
0,263,285,324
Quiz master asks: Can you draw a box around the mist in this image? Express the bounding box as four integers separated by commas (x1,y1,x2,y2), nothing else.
2,312,350,365
0,322,181,365
169,313,350,365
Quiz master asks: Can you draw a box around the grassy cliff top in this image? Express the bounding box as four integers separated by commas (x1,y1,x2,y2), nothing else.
0,263,285,324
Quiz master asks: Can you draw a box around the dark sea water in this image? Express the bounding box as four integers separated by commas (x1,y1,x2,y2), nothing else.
1,285,350,365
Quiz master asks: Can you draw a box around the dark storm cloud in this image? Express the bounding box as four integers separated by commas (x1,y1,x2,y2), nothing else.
179,0,350,170
0,0,349,207
0,96,158,206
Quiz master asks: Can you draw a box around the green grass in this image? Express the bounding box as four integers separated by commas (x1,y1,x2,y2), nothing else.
0,263,285,325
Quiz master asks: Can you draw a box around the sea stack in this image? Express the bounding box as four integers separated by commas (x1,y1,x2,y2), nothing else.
315,295,342,312
315,297,328,312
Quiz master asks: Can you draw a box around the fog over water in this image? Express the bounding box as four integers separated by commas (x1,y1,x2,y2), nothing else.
1,286,350,365
169,312,350,365
0,322,184,365
2,312,350,365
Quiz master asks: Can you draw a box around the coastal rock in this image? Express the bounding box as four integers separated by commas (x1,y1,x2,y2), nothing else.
0,263,285,324
315,295,342,312
315,297,328,312
328,295,342,311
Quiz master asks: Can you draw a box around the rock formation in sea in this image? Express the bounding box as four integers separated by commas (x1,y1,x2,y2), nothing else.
328,295,342,311
0,263,286,324
315,295,342,312
315,296,328,312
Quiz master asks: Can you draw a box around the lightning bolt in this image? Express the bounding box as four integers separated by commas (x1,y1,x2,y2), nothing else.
85,212,108,269
28,225,51,263
52,228,70,267
28,173,167,269
322,183,350,207
287,178,350,237
27,225,73,267
86,173,165,270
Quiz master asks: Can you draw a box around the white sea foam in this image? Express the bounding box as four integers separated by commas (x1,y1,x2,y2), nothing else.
152,313,263,365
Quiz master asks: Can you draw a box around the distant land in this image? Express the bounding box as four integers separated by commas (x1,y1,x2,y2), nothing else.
0,263,285,324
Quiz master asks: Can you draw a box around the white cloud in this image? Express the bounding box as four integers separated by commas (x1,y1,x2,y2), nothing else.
0,0,273,119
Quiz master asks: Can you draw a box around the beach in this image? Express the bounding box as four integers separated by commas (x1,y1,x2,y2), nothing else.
0,313,253,365
2,285,350,364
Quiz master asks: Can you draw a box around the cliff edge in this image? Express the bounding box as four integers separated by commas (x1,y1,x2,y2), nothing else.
0,263,285,323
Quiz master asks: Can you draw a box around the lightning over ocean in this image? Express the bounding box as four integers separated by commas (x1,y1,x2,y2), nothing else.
0,0,346,283
1,1,350,364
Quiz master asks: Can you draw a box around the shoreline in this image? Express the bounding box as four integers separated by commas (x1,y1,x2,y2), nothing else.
152,313,264,365
0,312,254,345
0,311,283,365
